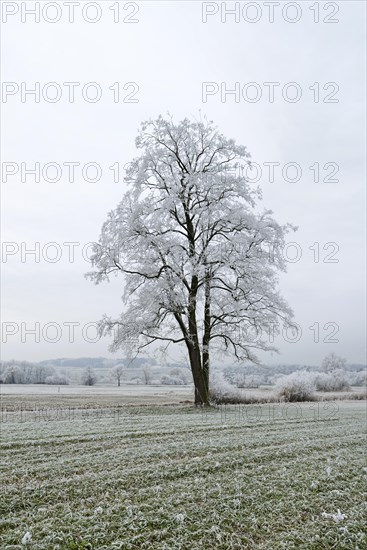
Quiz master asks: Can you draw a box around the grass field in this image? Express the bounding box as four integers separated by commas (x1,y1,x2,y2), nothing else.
0,390,366,549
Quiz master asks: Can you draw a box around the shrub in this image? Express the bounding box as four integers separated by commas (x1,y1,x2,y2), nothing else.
81,367,97,386
236,374,264,389
315,370,350,392
160,375,184,385
348,370,367,387
276,371,316,402
45,374,70,385
169,368,191,384
130,377,142,385
209,372,242,404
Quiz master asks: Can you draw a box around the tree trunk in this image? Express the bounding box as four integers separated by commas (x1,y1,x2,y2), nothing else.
195,370,209,406
202,272,211,405
188,344,209,406
202,350,209,401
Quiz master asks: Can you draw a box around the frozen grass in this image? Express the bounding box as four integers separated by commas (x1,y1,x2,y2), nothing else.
0,384,193,407
1,383,365,405
0,395,366,549
0,383,194,397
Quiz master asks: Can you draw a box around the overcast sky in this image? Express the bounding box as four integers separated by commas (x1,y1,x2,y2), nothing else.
1,1,366,366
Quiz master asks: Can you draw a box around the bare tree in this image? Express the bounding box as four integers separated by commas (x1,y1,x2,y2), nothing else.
87,115,295,406
110,364,126,387
142,365,152,385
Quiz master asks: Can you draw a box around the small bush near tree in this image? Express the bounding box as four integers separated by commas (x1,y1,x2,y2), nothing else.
81,367,97,386
315,370,350,392
209,372,242,404
161,375,184,386
45,374,70,385
169,368,191,384
276,371,316,402
349,370,367,386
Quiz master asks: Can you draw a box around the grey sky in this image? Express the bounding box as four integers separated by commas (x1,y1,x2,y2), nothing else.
1,1,366,366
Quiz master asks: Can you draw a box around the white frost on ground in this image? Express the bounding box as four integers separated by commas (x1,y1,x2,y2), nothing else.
322,510,347,522
0,383,193,397
21,531,32,545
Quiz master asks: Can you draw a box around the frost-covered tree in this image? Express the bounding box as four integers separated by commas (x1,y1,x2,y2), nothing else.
321,352,347,373
1,364,23,384
81,366,97,386
87,115,295,406
276,371,316,402
0,361,54,384
45,374,71,385
142,365,152,385
170,367,191,384
110,364,125,386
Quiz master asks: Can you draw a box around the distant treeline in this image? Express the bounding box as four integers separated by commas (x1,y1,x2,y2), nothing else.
0,360,69,385
37,357,158,369
1,358,365,385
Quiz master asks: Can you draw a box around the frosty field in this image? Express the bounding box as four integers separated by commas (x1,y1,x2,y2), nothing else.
1,392,366,549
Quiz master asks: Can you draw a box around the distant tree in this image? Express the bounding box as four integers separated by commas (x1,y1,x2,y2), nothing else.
45,374,71,385
110,364,126,386
81,366,97,386
0,362,54,384
142,365,152,385
32,364,54,384
87,115,295,406
2,365,22,384
321,353,347,373
169,367,191,384
161,374,184,385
